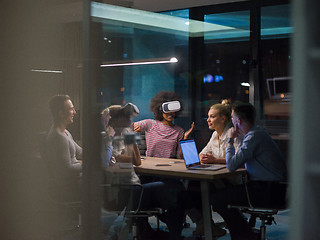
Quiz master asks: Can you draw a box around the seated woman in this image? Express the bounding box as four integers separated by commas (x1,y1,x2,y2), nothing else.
199,100,242,164
133,91,194,159
187,100,243,237
104,103,185,240
133,92,225,238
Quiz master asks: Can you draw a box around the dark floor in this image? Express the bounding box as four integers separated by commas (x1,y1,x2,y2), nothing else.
100,209,290,240
48,208,290,240
161,210,289,240
182,210,290,240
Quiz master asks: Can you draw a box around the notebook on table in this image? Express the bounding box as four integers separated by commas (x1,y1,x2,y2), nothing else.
180,139,226,171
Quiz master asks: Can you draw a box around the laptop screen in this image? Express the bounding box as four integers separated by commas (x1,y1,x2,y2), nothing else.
180,139,200,166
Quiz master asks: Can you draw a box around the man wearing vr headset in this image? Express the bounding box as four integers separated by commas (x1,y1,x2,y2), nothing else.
133,91,194,159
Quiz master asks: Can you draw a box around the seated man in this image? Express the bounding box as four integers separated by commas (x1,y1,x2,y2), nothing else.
45,94,82,201
211,102,287,240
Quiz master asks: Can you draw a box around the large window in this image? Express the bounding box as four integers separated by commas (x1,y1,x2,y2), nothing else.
92,2,190,124
259,3,292,161
190,10,251,148
4,1,293,239
261,4,292,125
90,1,292,238
203,10,251,107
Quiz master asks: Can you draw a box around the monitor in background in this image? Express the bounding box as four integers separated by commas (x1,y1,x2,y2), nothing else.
266,77,291,101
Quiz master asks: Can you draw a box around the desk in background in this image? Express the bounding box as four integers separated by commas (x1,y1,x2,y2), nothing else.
134,156,246,240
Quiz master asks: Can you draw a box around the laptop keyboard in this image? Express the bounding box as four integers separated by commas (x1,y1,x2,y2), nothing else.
194,165,209,168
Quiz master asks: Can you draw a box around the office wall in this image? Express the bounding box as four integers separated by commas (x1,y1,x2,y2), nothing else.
1,1,83,239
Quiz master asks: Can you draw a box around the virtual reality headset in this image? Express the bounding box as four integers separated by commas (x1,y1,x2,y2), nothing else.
161,101,181,113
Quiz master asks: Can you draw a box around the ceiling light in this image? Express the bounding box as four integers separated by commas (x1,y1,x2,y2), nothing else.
241,82,250,87
31,69,63,73
101,57,178,67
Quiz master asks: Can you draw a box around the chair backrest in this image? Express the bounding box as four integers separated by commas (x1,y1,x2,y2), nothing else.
241,173,288,209
38,131,82,202
137,131,147,155
38,131,47,157
38,131,58,181
103,168,141,212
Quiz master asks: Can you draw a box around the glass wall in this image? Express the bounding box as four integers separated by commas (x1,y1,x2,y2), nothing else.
260,3,292,162
2,1,292,239
92,2,190,125
88,2,256,238
89,2,291,238
89,3,193,239
260,4,292,125
193,10,251,148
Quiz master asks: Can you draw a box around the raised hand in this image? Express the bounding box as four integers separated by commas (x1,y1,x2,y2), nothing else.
184,122,195,140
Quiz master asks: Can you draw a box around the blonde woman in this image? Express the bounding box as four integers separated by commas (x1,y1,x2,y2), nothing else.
199,100,242,164
186,100,243,237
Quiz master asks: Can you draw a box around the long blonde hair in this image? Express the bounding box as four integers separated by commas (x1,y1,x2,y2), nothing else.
209,99,231,123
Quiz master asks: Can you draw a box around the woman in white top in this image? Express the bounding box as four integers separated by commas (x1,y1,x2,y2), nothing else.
199,100,241,164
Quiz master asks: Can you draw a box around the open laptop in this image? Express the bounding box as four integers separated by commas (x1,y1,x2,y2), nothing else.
180,139,226,171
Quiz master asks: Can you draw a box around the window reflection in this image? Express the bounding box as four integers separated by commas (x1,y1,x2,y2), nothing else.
261,4,292,124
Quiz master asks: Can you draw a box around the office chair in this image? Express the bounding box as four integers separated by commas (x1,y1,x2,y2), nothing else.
136,131,147,156
228,176,288,240
102,169,163,240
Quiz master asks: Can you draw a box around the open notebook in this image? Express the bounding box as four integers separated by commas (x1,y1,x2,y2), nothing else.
180,139,226,171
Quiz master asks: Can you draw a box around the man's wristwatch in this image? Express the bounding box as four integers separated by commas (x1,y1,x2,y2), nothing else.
226,138,234,145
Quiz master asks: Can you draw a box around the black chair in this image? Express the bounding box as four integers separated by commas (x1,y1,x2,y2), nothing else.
102,170,163,240
136,132,192,231
136,131,147,156
240,207,285,240
228,176,288,240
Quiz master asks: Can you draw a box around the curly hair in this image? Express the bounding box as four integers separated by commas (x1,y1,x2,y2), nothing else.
150,91,183,121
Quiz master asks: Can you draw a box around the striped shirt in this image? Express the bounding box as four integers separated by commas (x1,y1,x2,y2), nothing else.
135,119,184,159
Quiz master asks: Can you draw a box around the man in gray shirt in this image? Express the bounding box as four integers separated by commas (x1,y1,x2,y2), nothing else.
46,94,82,201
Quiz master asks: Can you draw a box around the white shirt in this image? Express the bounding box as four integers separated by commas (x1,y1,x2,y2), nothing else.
200,124,242,158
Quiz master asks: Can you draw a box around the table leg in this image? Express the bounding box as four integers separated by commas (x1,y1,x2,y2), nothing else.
200,180,213,240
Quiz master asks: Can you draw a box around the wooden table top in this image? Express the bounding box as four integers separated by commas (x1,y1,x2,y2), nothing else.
134,156,246,181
